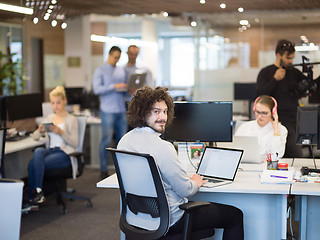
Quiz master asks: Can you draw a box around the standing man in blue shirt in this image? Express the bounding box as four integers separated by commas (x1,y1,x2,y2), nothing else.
92,46,128,179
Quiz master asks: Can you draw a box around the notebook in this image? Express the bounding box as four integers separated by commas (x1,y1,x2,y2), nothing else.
116,73,146,92
196,146,243,188
217,136,262,164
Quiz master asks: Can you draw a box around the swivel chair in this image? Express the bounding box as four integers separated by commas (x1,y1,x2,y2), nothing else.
44,116,92,214
107,148,215,240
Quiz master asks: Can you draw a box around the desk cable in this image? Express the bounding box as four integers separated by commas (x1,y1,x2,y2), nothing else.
286,191,296,240
185,143,198,171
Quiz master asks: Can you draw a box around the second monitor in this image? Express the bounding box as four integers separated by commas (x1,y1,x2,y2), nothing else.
163,101,233,143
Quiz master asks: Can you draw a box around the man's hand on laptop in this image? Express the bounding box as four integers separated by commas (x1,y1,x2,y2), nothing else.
190,174,208,188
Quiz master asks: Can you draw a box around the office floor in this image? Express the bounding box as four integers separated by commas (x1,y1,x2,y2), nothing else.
20,168,120,240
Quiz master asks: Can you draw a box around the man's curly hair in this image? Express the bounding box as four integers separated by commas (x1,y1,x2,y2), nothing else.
127,86,175,128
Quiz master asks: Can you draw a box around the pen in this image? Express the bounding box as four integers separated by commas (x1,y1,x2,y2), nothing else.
270,175,288,179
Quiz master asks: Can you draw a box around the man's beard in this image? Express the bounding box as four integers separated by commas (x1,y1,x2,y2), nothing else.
152,120,166,133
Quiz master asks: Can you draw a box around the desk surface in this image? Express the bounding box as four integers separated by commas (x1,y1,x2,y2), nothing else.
290,158,320,196
5,136,46,155
97,159,293,195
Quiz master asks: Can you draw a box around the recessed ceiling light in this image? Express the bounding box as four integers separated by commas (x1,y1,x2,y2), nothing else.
220,3,226,9
200,0,206,4
61,22,67,29
239,20,249,25
51,20,57,27
33,17,39,24
191,21,197,27
163,11,168,17
238,7,244,13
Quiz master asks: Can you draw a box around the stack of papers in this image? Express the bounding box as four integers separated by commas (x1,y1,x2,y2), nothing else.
260,168,295,184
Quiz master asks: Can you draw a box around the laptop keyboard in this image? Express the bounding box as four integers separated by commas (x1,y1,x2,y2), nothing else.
203,178,222,183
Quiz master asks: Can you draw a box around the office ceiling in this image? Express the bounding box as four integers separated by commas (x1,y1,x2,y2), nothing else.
1,0,320,26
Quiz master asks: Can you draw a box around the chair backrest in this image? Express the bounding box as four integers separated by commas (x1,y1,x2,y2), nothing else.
0,179,24,240
75,115,87,152
106,148,170,240
0,129,6,178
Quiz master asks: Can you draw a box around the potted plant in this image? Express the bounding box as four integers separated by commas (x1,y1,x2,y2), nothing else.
0,49,25,96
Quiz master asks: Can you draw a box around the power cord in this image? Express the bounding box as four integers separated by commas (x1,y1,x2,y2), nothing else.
286,195,296,240
185,142,198,170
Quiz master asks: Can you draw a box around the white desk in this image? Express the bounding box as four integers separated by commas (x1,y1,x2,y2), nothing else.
4,136,46,179
97,160,291,240
290,158,320,240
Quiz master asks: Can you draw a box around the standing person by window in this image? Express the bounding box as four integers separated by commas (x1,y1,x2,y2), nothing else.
92,46,128,179
256,39,306,157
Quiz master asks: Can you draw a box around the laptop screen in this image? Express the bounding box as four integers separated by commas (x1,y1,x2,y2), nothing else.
196,147,243,181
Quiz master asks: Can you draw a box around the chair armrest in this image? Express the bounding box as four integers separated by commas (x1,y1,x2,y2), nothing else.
68,152,84,157
179,201,210,212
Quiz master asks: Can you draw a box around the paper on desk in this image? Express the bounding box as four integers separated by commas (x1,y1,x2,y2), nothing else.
260,168,295,184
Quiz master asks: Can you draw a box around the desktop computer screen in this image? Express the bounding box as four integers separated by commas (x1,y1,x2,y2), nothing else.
5,93,43,121
296,105,318,146
163,101,233,143
234,83,257,101
65,87,84,105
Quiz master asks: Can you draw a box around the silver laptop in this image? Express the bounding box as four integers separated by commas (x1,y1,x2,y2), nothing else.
116,73,146,92
196,146,243,188
217,136,262,164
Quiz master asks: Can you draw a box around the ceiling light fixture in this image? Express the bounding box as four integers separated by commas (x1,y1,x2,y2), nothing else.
200,0,206,4
51,20,57,27
191,21,197,27
0,3,33,15
61,22,67,29
51,0,57,4
33,17,39,24
238,7,244,13
163,12,168,17
239,20,249,25
220,3,226,9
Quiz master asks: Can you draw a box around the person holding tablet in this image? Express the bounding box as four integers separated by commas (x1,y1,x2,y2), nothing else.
235,95,288,160
28,86,78,204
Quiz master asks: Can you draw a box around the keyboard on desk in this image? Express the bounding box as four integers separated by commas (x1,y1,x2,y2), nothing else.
6,135,29,142
203,178,223,183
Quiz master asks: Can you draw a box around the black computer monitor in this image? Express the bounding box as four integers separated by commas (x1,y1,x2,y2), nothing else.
234,83,257,101
65,87,84,105
309,87,320,104
5,93,43,121
296,106,318,146
163,101,233,143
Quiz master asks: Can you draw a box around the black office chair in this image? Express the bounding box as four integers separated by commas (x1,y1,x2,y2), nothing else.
43,116,92,214
107,148,215,240
0,128,6,178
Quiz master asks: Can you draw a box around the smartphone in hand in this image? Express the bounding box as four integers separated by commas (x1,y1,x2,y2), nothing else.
42,123,54,132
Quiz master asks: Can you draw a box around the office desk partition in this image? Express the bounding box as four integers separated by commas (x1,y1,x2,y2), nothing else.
97,161,291,240
4,136,46,179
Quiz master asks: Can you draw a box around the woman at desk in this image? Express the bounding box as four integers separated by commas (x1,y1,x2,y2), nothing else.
28,86,78,204
235,95,288,160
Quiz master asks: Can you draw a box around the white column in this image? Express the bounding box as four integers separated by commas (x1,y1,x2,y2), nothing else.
65,15,91,90
141,19,158,85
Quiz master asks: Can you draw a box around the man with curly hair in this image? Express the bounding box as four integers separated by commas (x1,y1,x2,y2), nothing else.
117,86,244,239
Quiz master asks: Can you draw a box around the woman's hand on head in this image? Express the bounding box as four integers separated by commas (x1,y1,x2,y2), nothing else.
271,111,279,131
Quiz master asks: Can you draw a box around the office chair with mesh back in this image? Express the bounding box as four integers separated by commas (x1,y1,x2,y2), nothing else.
107,148,215,240
0,128,6,178
44,116,92,214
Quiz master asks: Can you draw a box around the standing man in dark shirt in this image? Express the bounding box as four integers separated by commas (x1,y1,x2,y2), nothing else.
257,39,306,158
